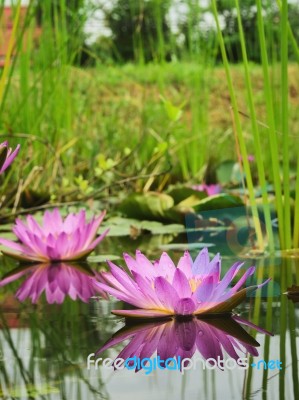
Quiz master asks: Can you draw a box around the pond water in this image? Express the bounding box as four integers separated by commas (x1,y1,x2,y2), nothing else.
0,232,298,400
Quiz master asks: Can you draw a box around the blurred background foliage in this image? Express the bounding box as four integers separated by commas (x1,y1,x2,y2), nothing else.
0,0,298,224
92,0,299,64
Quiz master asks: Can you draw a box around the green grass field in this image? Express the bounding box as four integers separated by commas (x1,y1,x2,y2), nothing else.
3,62,299,194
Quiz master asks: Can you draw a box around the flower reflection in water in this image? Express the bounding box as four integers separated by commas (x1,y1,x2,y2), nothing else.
96,316,272,372
0,262,107,304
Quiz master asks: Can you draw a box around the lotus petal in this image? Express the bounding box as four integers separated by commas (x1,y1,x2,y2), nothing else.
0,208,109,262
100,248,270,317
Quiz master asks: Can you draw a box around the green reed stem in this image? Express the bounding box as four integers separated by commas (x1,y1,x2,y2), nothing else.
234,0,275,253
278,258,297,399
244,258,264,399
294,172,299,247
287,260,299,400
262,260,274,400
281,0,292,250
0,0,21,106
289,307,299,399
211,0,264,251
279,261,288,399
256,0,285,249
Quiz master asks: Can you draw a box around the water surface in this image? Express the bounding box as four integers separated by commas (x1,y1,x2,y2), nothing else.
0,234,298,400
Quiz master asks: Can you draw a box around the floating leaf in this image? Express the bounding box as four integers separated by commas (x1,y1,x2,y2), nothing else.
194,194,244,212
119,192,174,221
140,222,185,235
159,242,214,251
176,195,206,209
87,254,121,263
167,186,206,204
98,216,185,236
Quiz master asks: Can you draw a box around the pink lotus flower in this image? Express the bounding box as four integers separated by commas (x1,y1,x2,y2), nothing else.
0,140,20,174
0,209,109,262
192,184,221,196
95,248,270,318
0,262,108,304
96,316,272,371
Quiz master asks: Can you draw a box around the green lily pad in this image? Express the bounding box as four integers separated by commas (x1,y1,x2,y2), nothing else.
159,242,214,250
119,192,174,221
139,222,185,235
166,186,206,204
87,254,121,262
99,216,185,236
163,205,194,224
194,194,244,212
177,194,206,209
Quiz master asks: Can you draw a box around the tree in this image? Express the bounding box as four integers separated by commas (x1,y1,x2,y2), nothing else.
103,0,171,62
178,0,299,63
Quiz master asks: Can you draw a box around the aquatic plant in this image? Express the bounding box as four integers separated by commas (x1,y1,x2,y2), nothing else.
0,209,109,262
95,248,270,318
192,183,221,196
211,0,299,252
0,262,108,304
0,141,20,174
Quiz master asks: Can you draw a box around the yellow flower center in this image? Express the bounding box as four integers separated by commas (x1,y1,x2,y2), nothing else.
189,278,201,293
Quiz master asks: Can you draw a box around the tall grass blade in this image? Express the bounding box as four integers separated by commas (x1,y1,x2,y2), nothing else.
211,0,264,251
0,0,21,106
281,0,291,250
234,0,275,252
256,0,285,249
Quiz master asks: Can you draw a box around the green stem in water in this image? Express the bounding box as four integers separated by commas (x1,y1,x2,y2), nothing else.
235,0,275,253
256,0,285,249
211,0,264,251
281,0,292,250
